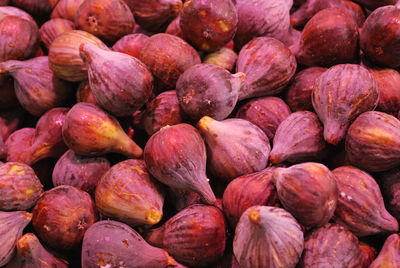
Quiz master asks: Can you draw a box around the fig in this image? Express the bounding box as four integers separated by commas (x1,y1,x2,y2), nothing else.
233,206,304,268
236,97,291,140
62,102,143,158
176,64,245,121
52,149,110,195
32,185,97,250
51,0,85,21
222,168,278,227
359,242,377,268
0,6,36,22
144,123,216,204
273,162,338,227
146,204,226,267
0,211,32,267
166,187,201,212
369,233,400,268
296,8,359,67
165,16,183,38
345,111,400,172
380,167,400,222
300,223,363,267
197,116,270,182
203,47,237,72
39,18,75,49
112,33,149,58
5,128,35,166
269,111,327,164
76,80,97,105
341,0,366,28
236,37,297,100
9,0,53,18
312,64,379,145
82,220,177,268
0,109,24,143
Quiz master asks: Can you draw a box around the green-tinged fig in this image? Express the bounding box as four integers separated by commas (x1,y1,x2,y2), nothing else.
203,47,238,72
369,233,400,268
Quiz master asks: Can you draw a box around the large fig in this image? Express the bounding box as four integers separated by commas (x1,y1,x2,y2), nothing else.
369,233,400,268
39,18,75,49
112,33,149,59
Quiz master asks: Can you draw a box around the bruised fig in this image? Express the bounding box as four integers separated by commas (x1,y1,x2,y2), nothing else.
39,18,75,49
359,242,377,268
176,64,245,121
233,206,304,268
236,37,297,100
51,0,85,21
197,116,270,182
269,111,326,164
144,124,216,204
82,220,177,268
312,64,379,145
76,80,97,105
112,33,149,58
222,168,278,227
146,204,226,267
346,111,400,172
203,47,237,72
369,233,400,268
273,162,338,227
62,102,143,158
332,166,398,236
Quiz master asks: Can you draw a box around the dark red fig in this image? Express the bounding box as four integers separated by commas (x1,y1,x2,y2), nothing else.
341,1,366,28
76,80,97,105
380,167,400,222
203,47,237,72
359,242,377,268
369,233,400,267
144,124,216,204
112,33,149,58
51,0,85,21
165,16,183,38
39,18,75,49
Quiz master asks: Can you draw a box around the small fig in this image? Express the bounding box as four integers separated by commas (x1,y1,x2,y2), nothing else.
39,18,75,49
369,233,400,268
203,47,237,72
112,33,149,58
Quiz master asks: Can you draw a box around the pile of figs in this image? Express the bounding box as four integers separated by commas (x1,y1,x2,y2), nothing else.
0,0,400,267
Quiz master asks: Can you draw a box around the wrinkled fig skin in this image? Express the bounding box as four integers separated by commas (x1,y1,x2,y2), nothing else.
297,8,359,67
354,0,396,11
0,76,18,110
233,206,304,268
39,18,75,49
112,33,149,58
6,233,69,268
346,111,400,172
285,67,327,112
236,97,291,140
32,185,97,250
236,37,297,100
165,16,183,38
198,117,270,182
52,149,110,195
369,233,400,268
300,224,362,268
273,163,338,227
95,159,164,226
359,242,377,268
180,0,238,52
139,33,201,90
177,64,245,121
222,168,278,227
144,124,216,204
203,47,237,72
0,162,43,211
82,220,177,268
146,204,226,267
79,43,154,117
76,80,97,105
62,103,143,158
312,64,379,145
332,166,399,236
51,0,86,21
380,167,400,222
0,211,32,267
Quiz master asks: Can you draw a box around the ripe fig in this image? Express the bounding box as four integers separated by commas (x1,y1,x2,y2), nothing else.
112,33,149,58
10,0,53,20
197,116,270,182
51,0,85,21
359,242,377,268
380,167,400,222
369,233,400,268
39,18,75,49
0,6,36,22
165,16,183,38
5,128,35,165
312,64,379,145
203,47,237,72
76,80,97,105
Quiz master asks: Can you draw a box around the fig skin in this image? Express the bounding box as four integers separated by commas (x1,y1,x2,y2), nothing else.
76,80,97,105
273,162,338,227
300,223,363,268
332,166,398,236
79,43,154,117
236,97,291,140
32,185,97,250
369,233,400,267
176,64,245,121
146,204,226,267
296,8,359,67
0,6,37,22
236,37,297,100
359,242,377,268
52,149,110,195
165,16,183,38
222,168,278,227
180,0,238,52
380,167,400,222
82,220,177,268
144,123,216,204
233,206,304,268
197,116,270,182
203,47,238,72
345,111,400,172
62,102,143,158
312,64,379,145
51,0,85,21
5,128,35,166
112,33,149,58
39,18,75,50
270,111,327,164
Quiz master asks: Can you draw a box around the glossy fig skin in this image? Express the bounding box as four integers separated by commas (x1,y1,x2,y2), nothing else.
222,168,278,227
144,124,216,204
312,64,379,145
345,111,400,172
273,162,338,227
236,37,297,100
32,185,97,250
146,204,226,267
369,233,400,268
380,167,400,222
112,33,149,58
233,206,304,268
62,103,143,158
300,223,363,268
51,0,85,21
82,220,177,268
52,149,110,195
39,18,75,50
203,47,237,72
236,97,291,140
332,166,399,236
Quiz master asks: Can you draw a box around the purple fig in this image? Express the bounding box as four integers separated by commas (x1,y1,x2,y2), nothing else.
5,128,35,165
203,47,238,72
112,33,149,58
369,233,400,268
39,18,75,49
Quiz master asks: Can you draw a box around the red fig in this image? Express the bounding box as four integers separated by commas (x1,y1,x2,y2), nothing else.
203,47,238,72
112,33,149,58
39,18,75,49
369,233,400,267
76,80,97,105
51,0,85,21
